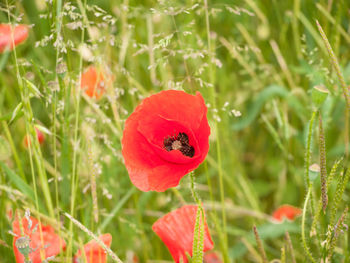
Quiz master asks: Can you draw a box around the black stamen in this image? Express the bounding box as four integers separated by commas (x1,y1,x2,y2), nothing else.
180,144,195,157
163,137,174,151
177,132,189,144
163,132,195,158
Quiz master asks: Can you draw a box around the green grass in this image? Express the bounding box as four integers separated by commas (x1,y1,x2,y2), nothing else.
0,0,350,262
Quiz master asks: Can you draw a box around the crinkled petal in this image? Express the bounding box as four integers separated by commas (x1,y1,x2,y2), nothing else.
152,205,214,263
139,90,207,132
74,234,112,263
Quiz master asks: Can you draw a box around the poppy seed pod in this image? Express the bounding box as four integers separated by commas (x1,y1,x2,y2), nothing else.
312,85,329,108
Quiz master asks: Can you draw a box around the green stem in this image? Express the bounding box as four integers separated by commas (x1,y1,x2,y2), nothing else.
301,188,316,263
67,0,86,257
305,111,317,187
316,20,350,110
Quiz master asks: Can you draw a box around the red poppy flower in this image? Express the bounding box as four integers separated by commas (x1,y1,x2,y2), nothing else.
204,252,222,263
0,24,28,53
152,205,214,263
122,90,210,192
12,216,66,263
272,205,302,223
74,233,112,263
6,207,13,221
23,128,45,148
80,66,111,99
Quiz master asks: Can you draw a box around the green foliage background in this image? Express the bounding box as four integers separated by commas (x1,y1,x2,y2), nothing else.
0,0,350,262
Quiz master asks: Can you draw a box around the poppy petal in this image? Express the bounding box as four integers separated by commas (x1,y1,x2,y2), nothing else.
0,24,28,53
204,252,223,263
80,66,109,99
152,205,214,263
139,90,207,131
23,128,45,148
74,233,112,263
272,205,302,223
138,115,201,164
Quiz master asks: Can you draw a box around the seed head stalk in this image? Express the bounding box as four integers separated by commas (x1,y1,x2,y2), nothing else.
301,188,316,263
316,20,350,156
190,173,205,263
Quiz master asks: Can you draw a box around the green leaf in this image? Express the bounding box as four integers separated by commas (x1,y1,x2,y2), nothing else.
10,102,23,124
0,161,35,201
23,78,42,98
0,161,46,213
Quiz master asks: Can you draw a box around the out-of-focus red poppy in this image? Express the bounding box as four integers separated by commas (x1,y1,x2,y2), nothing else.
122,90,210,192
80,66,112,99
204,252,222,263
0,24,28,53
152,205,214,263
23,127,45,148
12,216,66,263
6,207,13,221
126,251,139,263
272,205,302,223
74,233,112,263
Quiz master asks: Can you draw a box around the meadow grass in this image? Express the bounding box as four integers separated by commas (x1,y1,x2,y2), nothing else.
0,0,350,262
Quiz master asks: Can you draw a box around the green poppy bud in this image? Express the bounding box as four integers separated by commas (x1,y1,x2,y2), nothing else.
309,163,320,182
312,85,329,108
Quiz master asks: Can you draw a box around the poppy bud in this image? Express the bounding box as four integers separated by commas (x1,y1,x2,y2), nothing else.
312,85,329,108
23,128,45,148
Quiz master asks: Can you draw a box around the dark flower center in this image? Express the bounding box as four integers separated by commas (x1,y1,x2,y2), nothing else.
163,132,195,158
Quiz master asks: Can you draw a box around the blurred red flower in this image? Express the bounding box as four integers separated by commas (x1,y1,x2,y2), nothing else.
74,233,112,263
23,127,45,148
122,90,210,192
204,252,222,263
152,205,214,263
80,66,111,99
0,24,28,53
12,216,66,263
272,204,302,223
